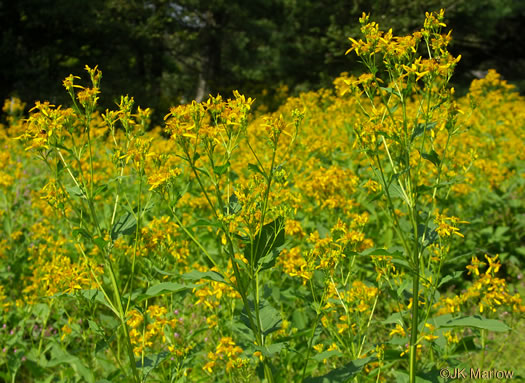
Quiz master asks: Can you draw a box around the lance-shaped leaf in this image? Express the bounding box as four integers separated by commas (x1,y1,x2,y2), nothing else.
244,217,285,268
110,212,137,240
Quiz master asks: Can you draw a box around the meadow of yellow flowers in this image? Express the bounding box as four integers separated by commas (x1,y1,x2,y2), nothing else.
0,9,524,383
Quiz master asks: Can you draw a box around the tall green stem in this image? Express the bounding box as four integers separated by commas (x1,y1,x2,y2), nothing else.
106,256,140,382
409,264,420,383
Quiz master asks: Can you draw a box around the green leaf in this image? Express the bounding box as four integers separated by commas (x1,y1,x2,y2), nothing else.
230,318,256,343
47,344,95,383
312,350,343,361
360,247,404,258
389,102,400,114
225,193,242,215
387,182,409,204
195,166,211,178
380,86,401,98
66,185,86,198
420,150,441,167
88,319,103,333
182,270,227,284
55,143,73,154
394,370,440,383
257,249,281,272
383,348,404,361
7,353,21,374
450,335,480,355
94,184,108,197
244,217,285,268
152,266,181,276
144,283,189,299
73,228,92,240
275,328,312,344
77,289,116,314
94,326,118,353
440,315,510,332
248,163,266,178
411,121,437,142
382,312,406,325
56,158,64,173
213,161,230,176
31,303,50,320
438,271,463,287
304,356,376,382
137,352,169,369
110,212,137,240
254,343,285,357
170,183,189,207
93,237,107,252
292,309,309,330
259,302,282,336
137,351,170,380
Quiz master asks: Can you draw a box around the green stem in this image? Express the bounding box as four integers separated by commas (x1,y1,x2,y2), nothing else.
301,281,327,382
409,248,420,383
106,256,140,383
124,162,144,312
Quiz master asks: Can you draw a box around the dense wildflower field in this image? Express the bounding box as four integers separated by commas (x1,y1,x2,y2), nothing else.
0,10,524,383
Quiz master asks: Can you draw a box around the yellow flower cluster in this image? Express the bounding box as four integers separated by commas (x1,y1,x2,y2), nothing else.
346,10,460,89
40,179,68,210
0,285,12,313
193,265,241,309
278,247,311,283
23,252,102,300
164,91,254,148
202,336,247,374
298,165,359,212
435,255,525,315
321,280,378,335
0,151,17,189
434,210,468,238
15,102,75,151
127,305,178,356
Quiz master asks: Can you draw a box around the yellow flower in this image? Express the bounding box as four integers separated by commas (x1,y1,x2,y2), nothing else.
127,310,144,328
434,210,468,238
466,256,484,276
61,324,72,341
389,323,406,337
313,344,324,353
485,254,501,275
203,360,216,373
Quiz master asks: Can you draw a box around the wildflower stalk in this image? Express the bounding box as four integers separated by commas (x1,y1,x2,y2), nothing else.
184,147,273,379
301,308,322,380
105,254,140,382
124,160,144,312
61,72,141,382
344,10,464,382
88,130,140,383
409,256,420,383
83,102,140,382
376,145,421,380
251,147,278,383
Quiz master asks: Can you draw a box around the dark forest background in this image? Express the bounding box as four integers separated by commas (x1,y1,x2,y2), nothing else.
2,0,524,122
